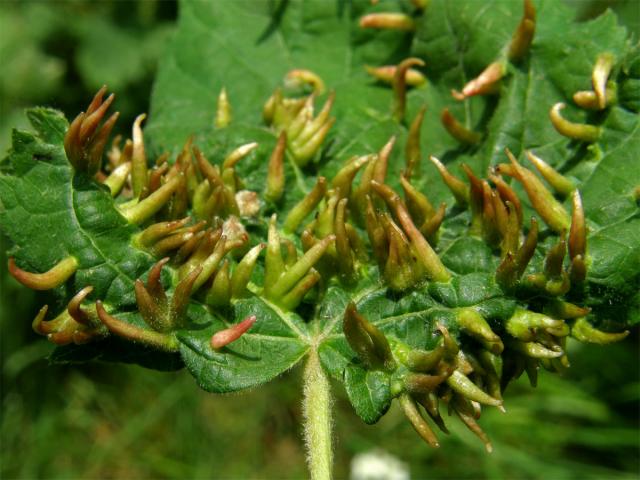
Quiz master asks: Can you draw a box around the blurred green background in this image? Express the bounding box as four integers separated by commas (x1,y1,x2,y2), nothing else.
1,1,638,478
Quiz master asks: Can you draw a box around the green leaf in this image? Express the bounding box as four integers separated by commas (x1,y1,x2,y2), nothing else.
411,1,640,299
2,0,638,434
148,0,639,297
0,108,312,386
177,299,309,393
440,237,497,275
143,0,638,422
343,365,391,424
0,108,153,307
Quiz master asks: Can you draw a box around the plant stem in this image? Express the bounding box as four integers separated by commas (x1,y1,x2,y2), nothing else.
302,349,333,480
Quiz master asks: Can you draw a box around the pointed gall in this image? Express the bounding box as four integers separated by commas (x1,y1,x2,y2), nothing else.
569,254,587,284
544,300,591,320
171,266,203,324
9,256,78,291
96,301,179,352
193,235,235,291
500,201,520,256
447,370,502,407
490,173,522,225
420,202,446,243
568,190,586,260
64,87,118,174
406,346,445,372
131,113,148,197
292,118,335,167
462,164,484,235
405,106,427,178
544,231,566,279
287,95,315,140
231,243,266,298
178,228,221,280
151,231,195,257
264,215,286,297
223,142,259,170
508,339,564,359
332,155,371,200
359,12,416,31
135,279,168,332
285,69,326,95
508,0,536,62
67,286,95,326
571,317,629,344
481,182,501,247
496,251,518,289
573,86,617,110
452,61,505,100
334,198,356,282
364,196,388,267
266,131,287,203
210,315,257,349
138,217,190,247
280,270,321,310
592,53,615,110
283,177,327,232
393,58,425,121
441,108,482,144
456,308,503,354
103,162,131,197
549,103,601,142
405,372,449,395
506,308,565,342
365,65,426,87
119,174,183,225
515,217,538,278
343,302,395,371
270,235,335,300
401,175,434,227
206,260,232,307
87,111,119,175
373,136,396,185
505,149,570,233
430,156,469,206
452,396,493,453
296,92,335,145
371,181,450,282
215,87,232,128
526,151,574,197
383,215,422,291
399,394,440,448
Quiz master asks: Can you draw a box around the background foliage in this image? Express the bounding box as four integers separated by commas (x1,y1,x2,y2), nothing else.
1,1,638,478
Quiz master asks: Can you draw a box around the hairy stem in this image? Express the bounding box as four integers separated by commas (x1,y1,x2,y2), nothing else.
302,349,333,480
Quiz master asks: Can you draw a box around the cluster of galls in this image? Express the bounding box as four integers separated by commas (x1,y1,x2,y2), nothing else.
331,129,629,450
344,294,623,452
344,301,504,451
9,79,626,449
361,0,535,141
7,0,632,453
259,59,627,449
548,52,617,143
9,87,274,352
361,0,616,147
319,0,629,448
262,85,335,168
9,69,351,351
342,282,627,452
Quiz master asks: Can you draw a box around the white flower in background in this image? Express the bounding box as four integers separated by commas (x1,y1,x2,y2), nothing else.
350,449,410,480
